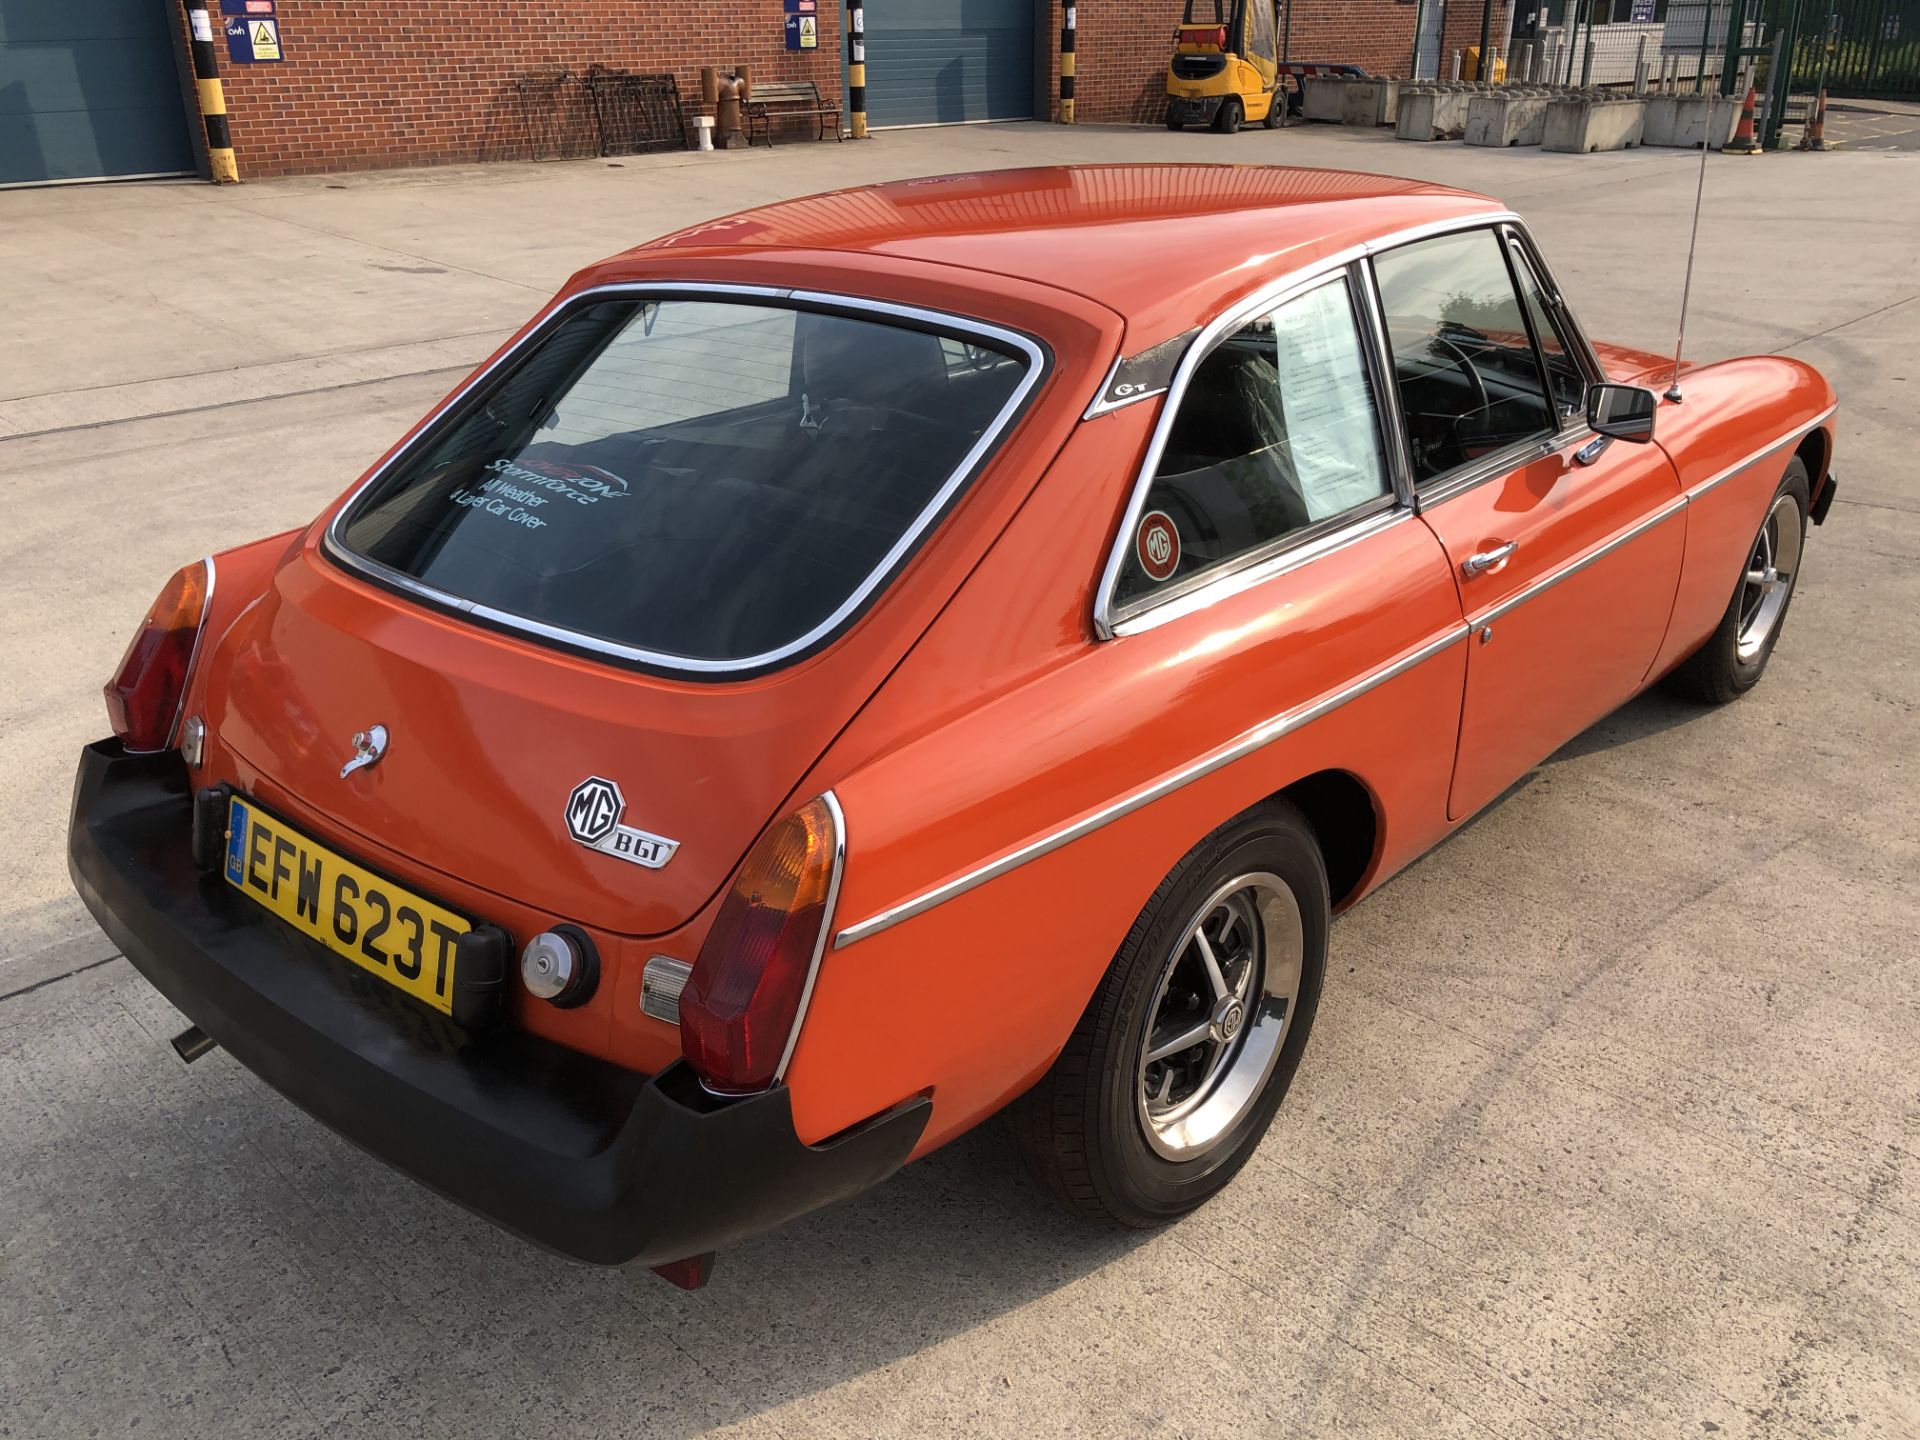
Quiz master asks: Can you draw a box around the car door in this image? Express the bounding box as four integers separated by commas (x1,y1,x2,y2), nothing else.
1369,224,1685,821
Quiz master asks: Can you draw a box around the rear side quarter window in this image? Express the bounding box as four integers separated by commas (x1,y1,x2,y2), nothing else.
1112,273,1394,609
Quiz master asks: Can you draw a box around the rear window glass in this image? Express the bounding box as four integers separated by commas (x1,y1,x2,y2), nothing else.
333,298,1032,668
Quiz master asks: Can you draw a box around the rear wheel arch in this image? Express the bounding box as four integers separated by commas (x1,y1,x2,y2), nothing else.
1266,769,1379,910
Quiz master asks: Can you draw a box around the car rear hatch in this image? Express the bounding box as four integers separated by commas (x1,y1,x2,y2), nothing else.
208,287,1050,937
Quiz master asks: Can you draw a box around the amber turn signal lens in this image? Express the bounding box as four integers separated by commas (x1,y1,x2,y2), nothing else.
678,796,839,1094
104,560,212,754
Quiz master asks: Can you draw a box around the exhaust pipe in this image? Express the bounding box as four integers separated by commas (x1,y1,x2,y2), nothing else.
171,1025,218,1064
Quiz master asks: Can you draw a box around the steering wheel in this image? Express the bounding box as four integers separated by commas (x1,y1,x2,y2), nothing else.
1425,333,1491,422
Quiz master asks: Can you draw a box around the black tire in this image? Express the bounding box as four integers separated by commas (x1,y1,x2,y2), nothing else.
1008,800,1329,1227
1214,97,1244,134
1665,459,1810,705
1165,113,1184,131
1262,94,1283,129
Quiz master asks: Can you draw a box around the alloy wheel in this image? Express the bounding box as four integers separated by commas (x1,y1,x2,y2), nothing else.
1736,492,1804,663
1136,872,1303,1161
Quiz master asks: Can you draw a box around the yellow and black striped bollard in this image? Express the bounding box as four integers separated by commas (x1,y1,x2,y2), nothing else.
183,0,239,181
1060,5,1076,123
848,3,868,139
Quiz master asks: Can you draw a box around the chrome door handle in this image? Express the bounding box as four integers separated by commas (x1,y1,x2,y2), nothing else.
1461,541,1518,578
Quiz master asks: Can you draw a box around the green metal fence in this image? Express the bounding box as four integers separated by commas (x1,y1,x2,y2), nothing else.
1763,0,1920,98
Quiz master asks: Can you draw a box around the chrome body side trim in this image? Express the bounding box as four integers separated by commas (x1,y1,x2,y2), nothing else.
323,283,1049,678
773,789,847,1084
1474,499,1686,626
830,410,1836,950
1685,404,1835,501
832,625,1467,949
1091,210,1524,640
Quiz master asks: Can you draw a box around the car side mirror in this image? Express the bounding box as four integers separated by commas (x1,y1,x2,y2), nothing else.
1586,383,1657,443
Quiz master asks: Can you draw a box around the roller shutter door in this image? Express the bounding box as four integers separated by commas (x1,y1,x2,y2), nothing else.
862,0,1036,127
0,1,195,186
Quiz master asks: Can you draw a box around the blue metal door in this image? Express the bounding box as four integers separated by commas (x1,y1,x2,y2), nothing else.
859,0,1036,126
0,1,195,185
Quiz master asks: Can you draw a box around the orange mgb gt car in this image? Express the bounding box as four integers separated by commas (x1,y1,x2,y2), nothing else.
71,166,1837,1286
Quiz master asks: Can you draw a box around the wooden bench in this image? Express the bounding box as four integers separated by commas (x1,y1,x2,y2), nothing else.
746,80,843,145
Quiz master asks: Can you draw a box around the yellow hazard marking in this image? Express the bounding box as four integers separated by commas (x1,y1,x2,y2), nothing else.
250,19,280,60
799,15,817,47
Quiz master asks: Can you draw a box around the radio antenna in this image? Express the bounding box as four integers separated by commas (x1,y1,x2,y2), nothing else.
1666,89,1719,404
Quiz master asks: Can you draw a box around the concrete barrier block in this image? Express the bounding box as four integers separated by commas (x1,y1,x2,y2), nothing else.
1394,88,1471,140
1642,94,1738,148
1464,93,1549,146
1543,96,1646,152
1340,78,1399,126
1301,75,1347,123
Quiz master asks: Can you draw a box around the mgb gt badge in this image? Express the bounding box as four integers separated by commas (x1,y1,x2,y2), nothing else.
564,777,678,870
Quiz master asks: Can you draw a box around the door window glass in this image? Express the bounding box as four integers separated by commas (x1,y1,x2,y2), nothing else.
1373,228,1556,487
1507,239,1587,421
1113,276,1392,607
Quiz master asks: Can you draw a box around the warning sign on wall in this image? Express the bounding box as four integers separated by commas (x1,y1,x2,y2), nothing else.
225,15,284,62
784,13,818,49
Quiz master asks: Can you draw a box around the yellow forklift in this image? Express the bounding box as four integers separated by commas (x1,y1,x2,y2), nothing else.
1164,0,1281,133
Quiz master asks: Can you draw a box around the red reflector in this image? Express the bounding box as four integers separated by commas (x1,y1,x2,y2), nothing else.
104,560,212,753
679,796,841,1094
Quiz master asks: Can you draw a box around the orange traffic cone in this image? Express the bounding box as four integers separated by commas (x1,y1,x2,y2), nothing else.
1724,85,1762,153
1797,86,1829,150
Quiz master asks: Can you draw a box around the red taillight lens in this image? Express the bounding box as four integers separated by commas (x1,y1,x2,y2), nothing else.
679,796,840,1094
103,560,212,753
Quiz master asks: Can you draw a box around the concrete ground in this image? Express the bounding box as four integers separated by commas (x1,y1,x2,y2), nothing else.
2,119,1915,1439
1825,99,1920,152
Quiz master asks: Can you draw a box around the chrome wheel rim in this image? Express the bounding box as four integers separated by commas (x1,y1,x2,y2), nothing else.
1136,872,1303,1161
1736,493,1803,664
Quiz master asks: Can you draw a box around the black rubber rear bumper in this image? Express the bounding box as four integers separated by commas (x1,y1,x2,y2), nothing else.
67,740,929,1268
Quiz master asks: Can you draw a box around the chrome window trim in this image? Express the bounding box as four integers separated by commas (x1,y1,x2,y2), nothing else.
1094,267,1400,632
1354,259,1418,508
1091,209,1524,640
770,789,846,1085
1497,222,1608,387
1412,423,1583,511
1113,505,1410,638
1368,222,1597,504
833,622,1468,949
322,282,1049,678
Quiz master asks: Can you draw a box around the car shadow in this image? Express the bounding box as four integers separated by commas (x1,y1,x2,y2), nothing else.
1539,688,1714,765
82,1063,1153,1434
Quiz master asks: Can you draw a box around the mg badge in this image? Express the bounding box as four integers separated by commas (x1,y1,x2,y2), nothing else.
564,777,678,870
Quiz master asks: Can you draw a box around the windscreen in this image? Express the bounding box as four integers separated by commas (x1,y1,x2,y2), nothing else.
333,297,1031,667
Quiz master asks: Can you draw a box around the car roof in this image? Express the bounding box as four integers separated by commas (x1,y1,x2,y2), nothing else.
641,164,1508,352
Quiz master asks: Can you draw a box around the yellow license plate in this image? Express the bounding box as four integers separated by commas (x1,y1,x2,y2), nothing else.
223,795,470,1015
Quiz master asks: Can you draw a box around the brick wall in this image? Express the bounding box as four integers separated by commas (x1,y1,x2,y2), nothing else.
170,1,1518,180
183,1,844,180
1044,2,1188,126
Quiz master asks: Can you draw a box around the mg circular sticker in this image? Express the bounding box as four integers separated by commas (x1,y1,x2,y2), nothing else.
1136,510,1181,583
